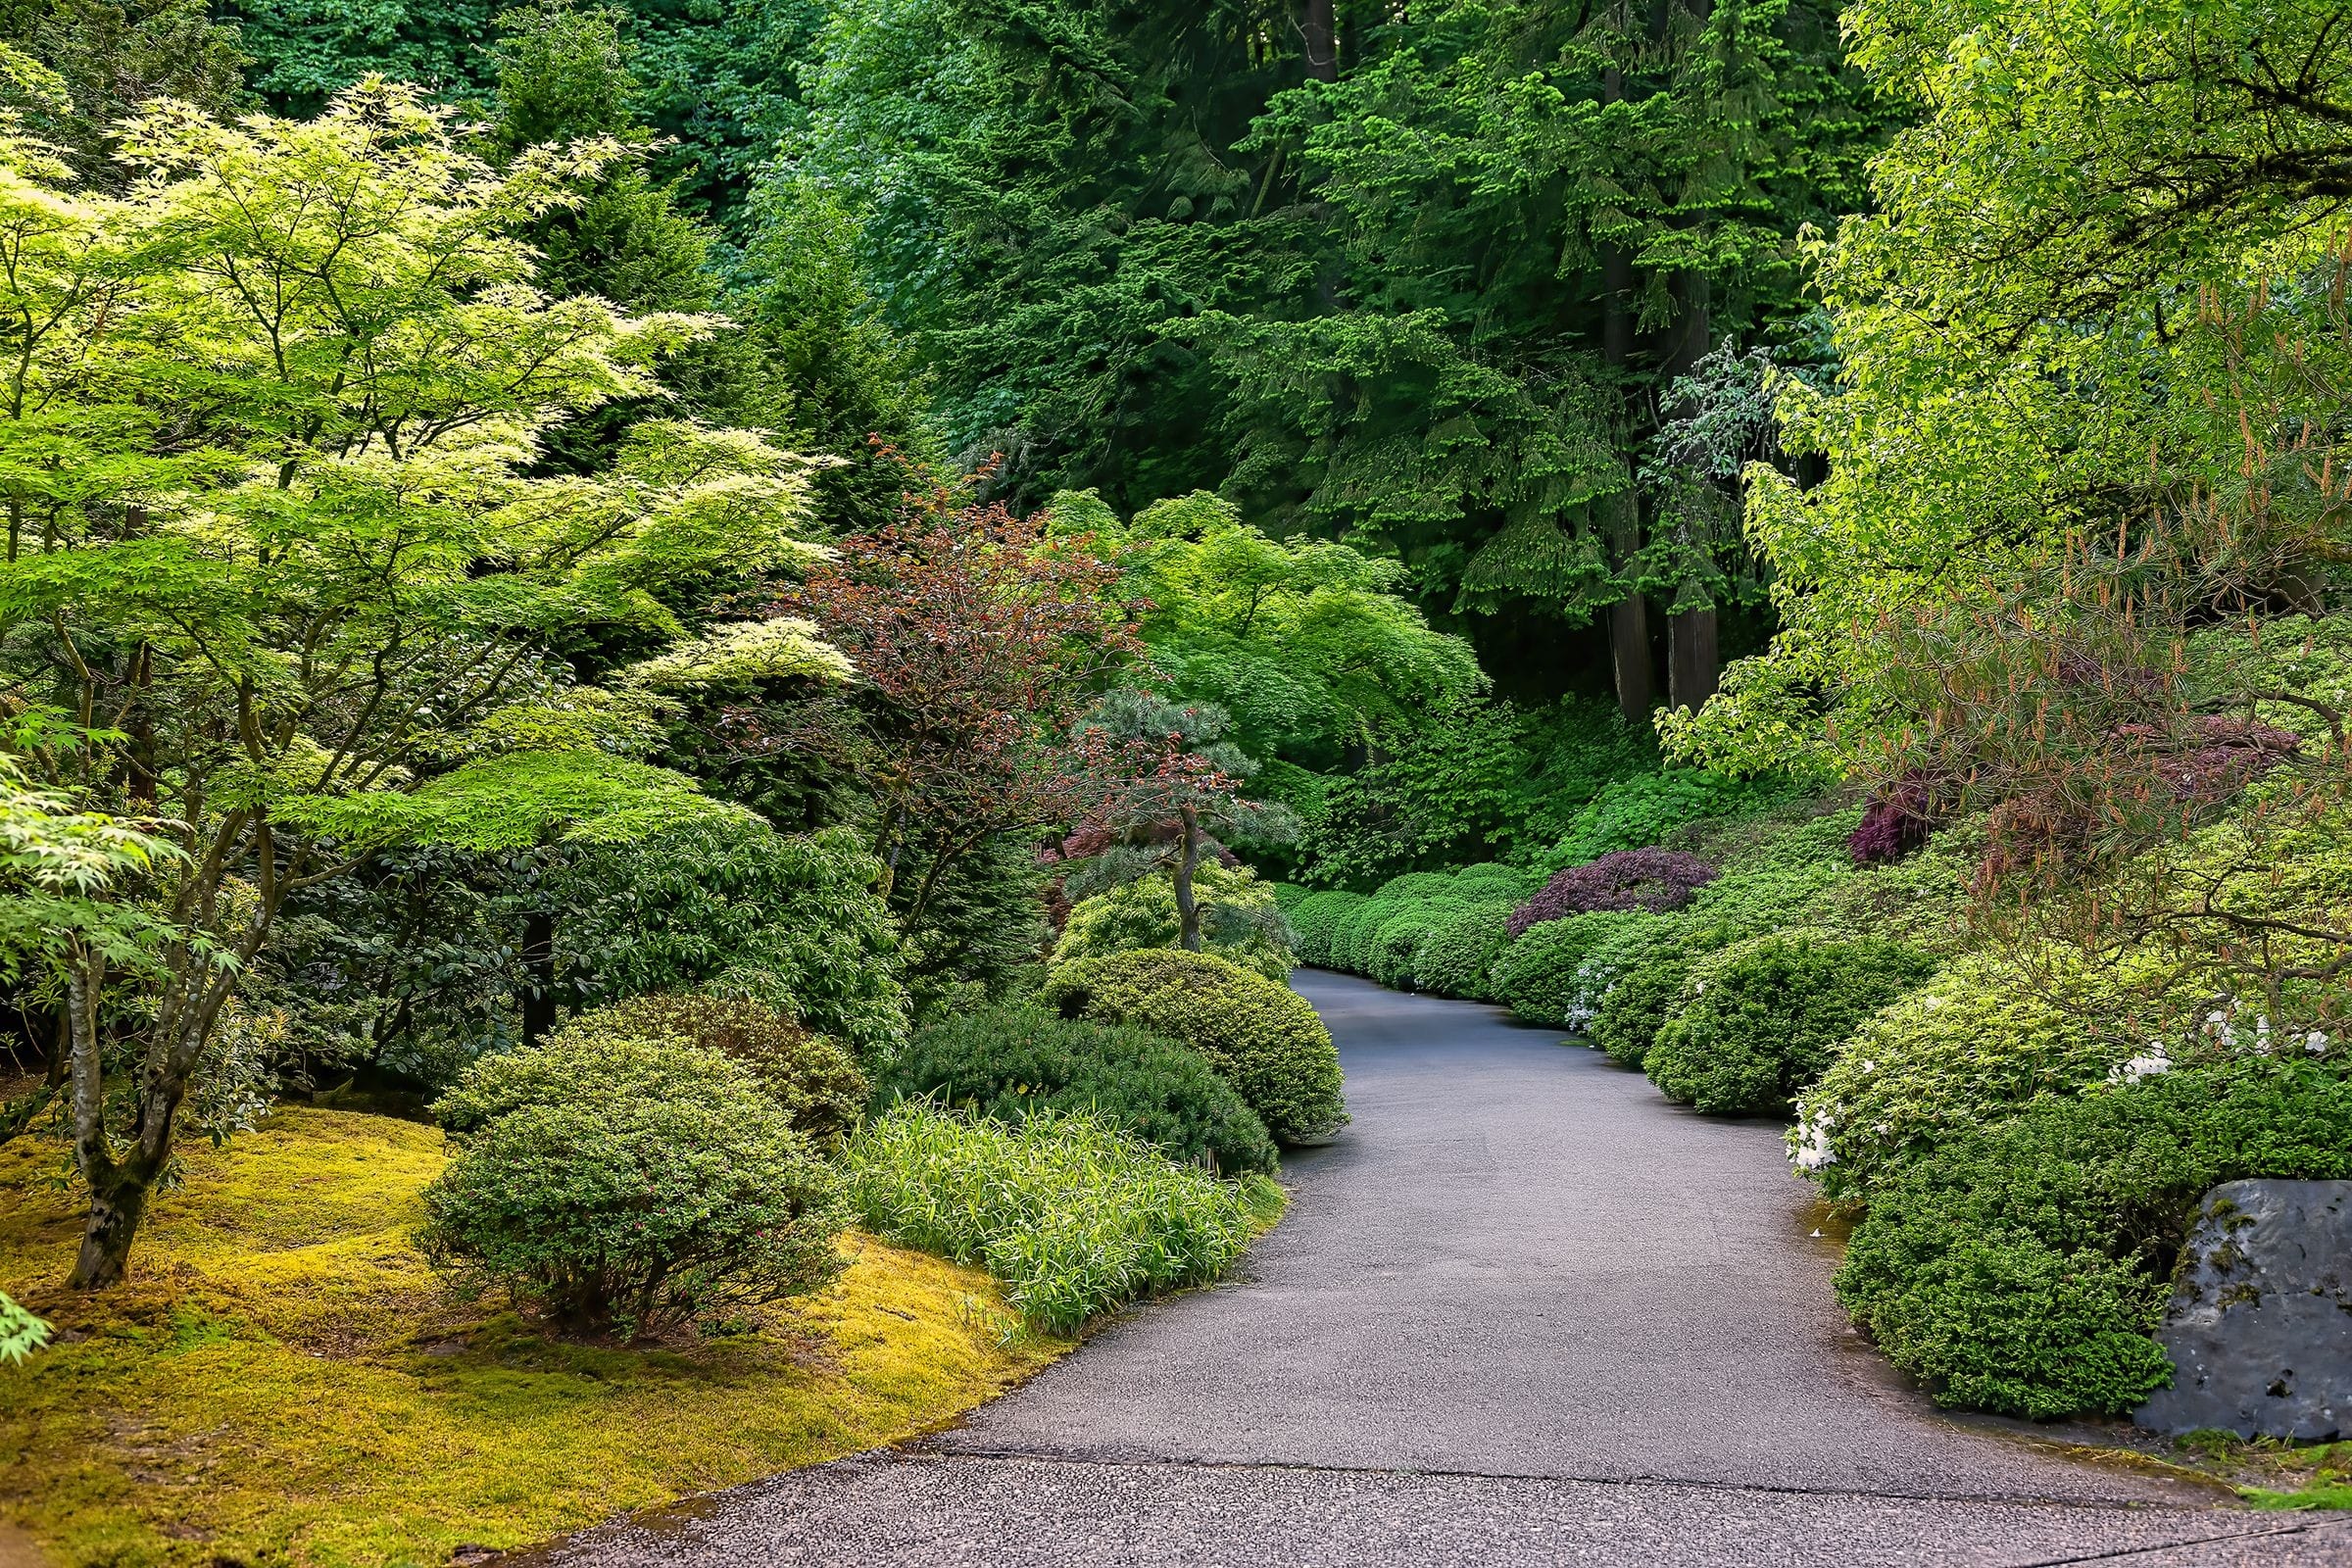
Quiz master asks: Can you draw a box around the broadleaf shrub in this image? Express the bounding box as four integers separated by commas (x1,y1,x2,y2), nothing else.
1644,935,1937,1115
1835,1061,2352,1419
1409,900,1519,999
874,1003,1278,1173
1586,922,1719,1068
1542,769,1787,869
1044,949,1348,1142
846,1103,1265,1334
1507,848,1717,938
421,1030,847,1336
1288,890,1364,966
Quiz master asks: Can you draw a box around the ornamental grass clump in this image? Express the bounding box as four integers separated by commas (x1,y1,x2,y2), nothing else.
421,1029,848,1338
846,1103,1262,1333
1507,848,1717,938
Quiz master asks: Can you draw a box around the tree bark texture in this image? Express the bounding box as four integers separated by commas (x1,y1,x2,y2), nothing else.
1174,806,1203,952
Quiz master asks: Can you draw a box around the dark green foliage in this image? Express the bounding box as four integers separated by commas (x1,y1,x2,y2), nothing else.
1044,949,1347,1144
1288,890,1364,967
18,0,246,186
588,993,867,1147
1544,769,1791,870
1589,925,1718,1069
421,1026,847,1336
875,1004,1277,1174
1486,910,1662,1030
553,820,907,1061
234,0,500,115
1409,903,1516,1000
1644,935,1936,1115
1836,1062,2352,1419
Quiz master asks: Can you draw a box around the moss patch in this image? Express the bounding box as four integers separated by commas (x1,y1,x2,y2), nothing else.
0,1107,1065,1567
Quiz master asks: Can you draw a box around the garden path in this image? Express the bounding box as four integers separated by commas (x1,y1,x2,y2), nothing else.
528,970,2352,1567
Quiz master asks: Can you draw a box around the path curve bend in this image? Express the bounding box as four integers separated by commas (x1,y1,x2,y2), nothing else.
530,970,2351,1567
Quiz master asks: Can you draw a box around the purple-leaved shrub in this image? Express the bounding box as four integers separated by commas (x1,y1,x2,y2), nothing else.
1507,849,1717,938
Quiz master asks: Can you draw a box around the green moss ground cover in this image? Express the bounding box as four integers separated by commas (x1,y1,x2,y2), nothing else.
0,1107,1063,1567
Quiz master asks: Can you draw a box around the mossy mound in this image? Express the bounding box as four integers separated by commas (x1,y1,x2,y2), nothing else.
0,1106,1061,1567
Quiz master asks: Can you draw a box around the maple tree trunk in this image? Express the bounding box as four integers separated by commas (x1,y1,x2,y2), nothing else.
1174,807,1203,952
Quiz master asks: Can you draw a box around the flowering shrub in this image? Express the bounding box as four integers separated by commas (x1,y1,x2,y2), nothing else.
1488,910,1663,1028
1507,848,1717,938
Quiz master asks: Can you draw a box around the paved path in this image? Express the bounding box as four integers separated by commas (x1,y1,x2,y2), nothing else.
529,971,2352,1566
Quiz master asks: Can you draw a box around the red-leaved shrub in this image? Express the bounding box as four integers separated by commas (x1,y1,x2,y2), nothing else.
1507,849,1717,939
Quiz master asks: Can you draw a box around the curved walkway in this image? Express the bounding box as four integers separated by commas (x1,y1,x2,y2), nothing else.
531,971,2352,1566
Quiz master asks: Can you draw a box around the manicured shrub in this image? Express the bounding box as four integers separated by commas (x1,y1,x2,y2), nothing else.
1288,890,1364,967
1409,902,1515,999
422,1031,847,1337
875,1004,1278,1174
1050,862,1295,981
1487,910,1659,1029
1043,949,1348,1143
1447,861,1538,897
1644,935,1936,1115
1587,925,1710,1069
1791,958,2104,1198
846,1103,1264,1334
1325,894,1397,974
589,993,868,1146
1266,881,1312,911
1507,848,1717,937
1836,1061,2352,1419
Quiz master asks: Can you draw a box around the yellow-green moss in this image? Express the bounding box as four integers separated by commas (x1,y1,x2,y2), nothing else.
0,1107,1066,1567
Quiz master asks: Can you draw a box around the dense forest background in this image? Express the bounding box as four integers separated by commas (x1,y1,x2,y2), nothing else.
18,0,1888,711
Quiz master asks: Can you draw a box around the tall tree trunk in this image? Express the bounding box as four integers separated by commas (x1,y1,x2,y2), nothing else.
1174,807,1203,952
1665,270,1719,710
521,909,557,1047
1302,0,1337,80
1598,185,1651,724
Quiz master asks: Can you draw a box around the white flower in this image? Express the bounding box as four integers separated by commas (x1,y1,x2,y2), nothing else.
2306,1031,2330,1055
1789,1105,1838,1171
2111,1045,2171,1084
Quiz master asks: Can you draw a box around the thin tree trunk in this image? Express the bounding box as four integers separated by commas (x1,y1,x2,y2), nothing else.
1598,190,1651,724
1665,269,1719,710
1174,807,1203,952
521,909,557,1048
1302,0,1337,80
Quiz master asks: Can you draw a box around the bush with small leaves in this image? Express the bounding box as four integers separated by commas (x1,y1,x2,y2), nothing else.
1587,923,1717,1069
1487,910,1663,1029
1408,901,1517,999
1288,890,1365,967
875,1004,1278,1173
1645,935,1938,1115
1836,1060,2352,1419
588,993,868,1147
1044,949,1347,1143
846,1103,1266,1333
1050,862,1295,981
422,1030,847,1337
1507,848,1717,938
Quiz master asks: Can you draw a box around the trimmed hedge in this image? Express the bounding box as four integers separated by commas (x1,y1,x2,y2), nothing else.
587,992,868,1147
1045,949,1347,1143
1644,934,1936,1115
1487,910,1661,1029
1409,900,1519,999
1836,1061,2352,1419
1289,890,1366,967
875,1003,1278,1174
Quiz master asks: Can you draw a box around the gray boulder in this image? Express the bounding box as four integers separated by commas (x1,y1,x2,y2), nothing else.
2136,1179,2352,1440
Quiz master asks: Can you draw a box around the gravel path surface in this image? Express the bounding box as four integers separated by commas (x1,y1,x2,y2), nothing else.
525,970,2342,1567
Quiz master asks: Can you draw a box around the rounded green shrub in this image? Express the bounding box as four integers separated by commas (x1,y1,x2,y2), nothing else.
1364,899,1461,988
1836,1060,2352,1419
587,992,868,1147
847,1103,1264,1334
1043,949,1348,1143
1487,909,1659,1028
1325,894,1397,974
1644,935,1936,1115
422,1030,847,1337
1586,926,1709,1068
1288,890,1364,967
1409,902,1515,999
875,1003,1278,1174
1792,958,2104,1199
1050,862,1295,981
